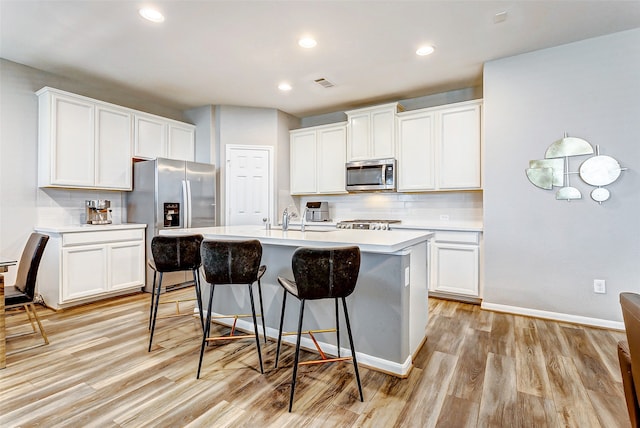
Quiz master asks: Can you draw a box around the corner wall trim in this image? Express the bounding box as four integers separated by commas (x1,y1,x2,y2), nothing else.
480,302,624,331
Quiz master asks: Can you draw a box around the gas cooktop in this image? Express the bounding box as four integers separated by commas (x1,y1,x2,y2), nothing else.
336,220,401,230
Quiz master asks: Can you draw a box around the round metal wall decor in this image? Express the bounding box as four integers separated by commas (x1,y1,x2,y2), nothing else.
525,133,626,204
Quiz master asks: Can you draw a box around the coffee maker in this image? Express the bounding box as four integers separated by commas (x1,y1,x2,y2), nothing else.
86,200,112,225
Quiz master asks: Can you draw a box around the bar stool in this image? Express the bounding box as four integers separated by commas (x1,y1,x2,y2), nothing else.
275,246,364,412
148,234,204,352
197,239,265,378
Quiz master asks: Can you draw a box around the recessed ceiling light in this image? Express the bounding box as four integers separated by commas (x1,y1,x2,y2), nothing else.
139,8,165,23
278,83,292,91
416,45,435,56
298,37,317,49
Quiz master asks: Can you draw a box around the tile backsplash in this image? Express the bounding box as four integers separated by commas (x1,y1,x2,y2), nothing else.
36,188,126,226
297,191,483,225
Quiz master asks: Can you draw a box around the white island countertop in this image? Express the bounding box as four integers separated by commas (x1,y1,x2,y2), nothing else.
161,225,433,254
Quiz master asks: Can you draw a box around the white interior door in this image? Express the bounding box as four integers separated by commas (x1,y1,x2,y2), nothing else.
226,145,273,226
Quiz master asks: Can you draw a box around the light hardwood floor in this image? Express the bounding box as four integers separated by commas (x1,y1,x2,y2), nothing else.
0,289,629,427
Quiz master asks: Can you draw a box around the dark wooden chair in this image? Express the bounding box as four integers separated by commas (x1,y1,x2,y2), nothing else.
5,232,50,354
275,246,364,412
620,292,640,428
148,234,204,352
197,239,265,378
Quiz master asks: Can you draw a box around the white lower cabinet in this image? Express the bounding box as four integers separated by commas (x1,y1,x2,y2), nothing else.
36,226,146,310
429,231,481,298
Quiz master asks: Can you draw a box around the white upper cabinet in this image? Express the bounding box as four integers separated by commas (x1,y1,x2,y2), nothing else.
397,110,436,191
290,122,347,195
95,106,133,189
167,122,196,161
134,113,195,162
397,100,482,192
438,102,482,189
290,129,317,194
38,87,133,190
346,102,402,161
134,114,166,160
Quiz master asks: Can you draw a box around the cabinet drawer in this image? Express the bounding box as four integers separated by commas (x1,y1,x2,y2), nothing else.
63,229,144,246
433,231,479,245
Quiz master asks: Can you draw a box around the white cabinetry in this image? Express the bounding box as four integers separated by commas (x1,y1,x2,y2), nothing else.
134,113,195,161
397,100,482,192
430,231,480,298
37,88,133,190
346,102,402,161
35,225,146,310
290,123,347,195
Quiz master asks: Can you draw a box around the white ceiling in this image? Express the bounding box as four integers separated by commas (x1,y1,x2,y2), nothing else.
1,1,639,117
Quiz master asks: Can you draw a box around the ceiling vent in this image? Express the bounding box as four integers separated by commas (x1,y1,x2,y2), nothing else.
314,78,335,88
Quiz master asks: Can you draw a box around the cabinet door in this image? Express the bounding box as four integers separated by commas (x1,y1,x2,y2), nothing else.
371,109,395,159
347,113,370,161
134,114,166,159
438,104,481,189
95,106,132,189
109,241,145,291
167,123,195,161
290,131,317,194
397,112,436,191
51,95,95,186
62,245,108,301
317,126,347,193
431,242,479,296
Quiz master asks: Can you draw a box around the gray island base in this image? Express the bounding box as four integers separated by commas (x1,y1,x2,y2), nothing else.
161,226,433,377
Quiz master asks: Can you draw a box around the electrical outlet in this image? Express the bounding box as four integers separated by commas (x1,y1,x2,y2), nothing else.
593,279,606,294
440,214,450,221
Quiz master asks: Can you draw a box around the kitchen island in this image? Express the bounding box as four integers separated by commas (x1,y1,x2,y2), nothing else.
161,225,433,377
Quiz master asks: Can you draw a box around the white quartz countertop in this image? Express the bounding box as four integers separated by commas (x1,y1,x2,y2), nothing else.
161,225,433,254
34,223,147,233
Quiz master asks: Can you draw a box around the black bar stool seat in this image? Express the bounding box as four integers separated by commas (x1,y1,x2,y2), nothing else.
197,239,265,378
148,234,204,352
275,245,364,412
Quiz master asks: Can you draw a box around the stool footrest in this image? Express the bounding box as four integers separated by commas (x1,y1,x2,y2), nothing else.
299,356,352,366
206,334,256,342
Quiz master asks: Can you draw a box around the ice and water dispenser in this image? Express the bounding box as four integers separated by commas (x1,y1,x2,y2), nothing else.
164,203,180,227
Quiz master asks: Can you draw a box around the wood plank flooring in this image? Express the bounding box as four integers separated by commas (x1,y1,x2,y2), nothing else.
0,290,630,427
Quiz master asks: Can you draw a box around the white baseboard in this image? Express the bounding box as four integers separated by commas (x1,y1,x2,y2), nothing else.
480,302,625,331
206,310,413,376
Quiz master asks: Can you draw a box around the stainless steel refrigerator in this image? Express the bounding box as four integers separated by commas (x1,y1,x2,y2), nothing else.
127,158,216,292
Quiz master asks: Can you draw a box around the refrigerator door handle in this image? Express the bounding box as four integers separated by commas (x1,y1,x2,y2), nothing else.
186,180,193,228
182,180,189,228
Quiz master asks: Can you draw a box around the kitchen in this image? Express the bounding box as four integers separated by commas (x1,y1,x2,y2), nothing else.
1,1,639,426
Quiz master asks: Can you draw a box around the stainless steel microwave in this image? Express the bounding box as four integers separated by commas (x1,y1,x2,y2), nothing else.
345,158,396,192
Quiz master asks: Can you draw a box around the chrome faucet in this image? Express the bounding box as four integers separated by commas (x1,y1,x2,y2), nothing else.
282,208,296,231
301,207,308,232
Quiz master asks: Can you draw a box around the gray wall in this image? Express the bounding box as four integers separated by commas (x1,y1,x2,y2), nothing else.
483,28,640,323
0,59,191,284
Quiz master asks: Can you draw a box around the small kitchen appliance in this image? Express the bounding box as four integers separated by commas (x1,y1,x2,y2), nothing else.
345,158,396,192
336,219,400,230
85,200,112,224
305,201,330,222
